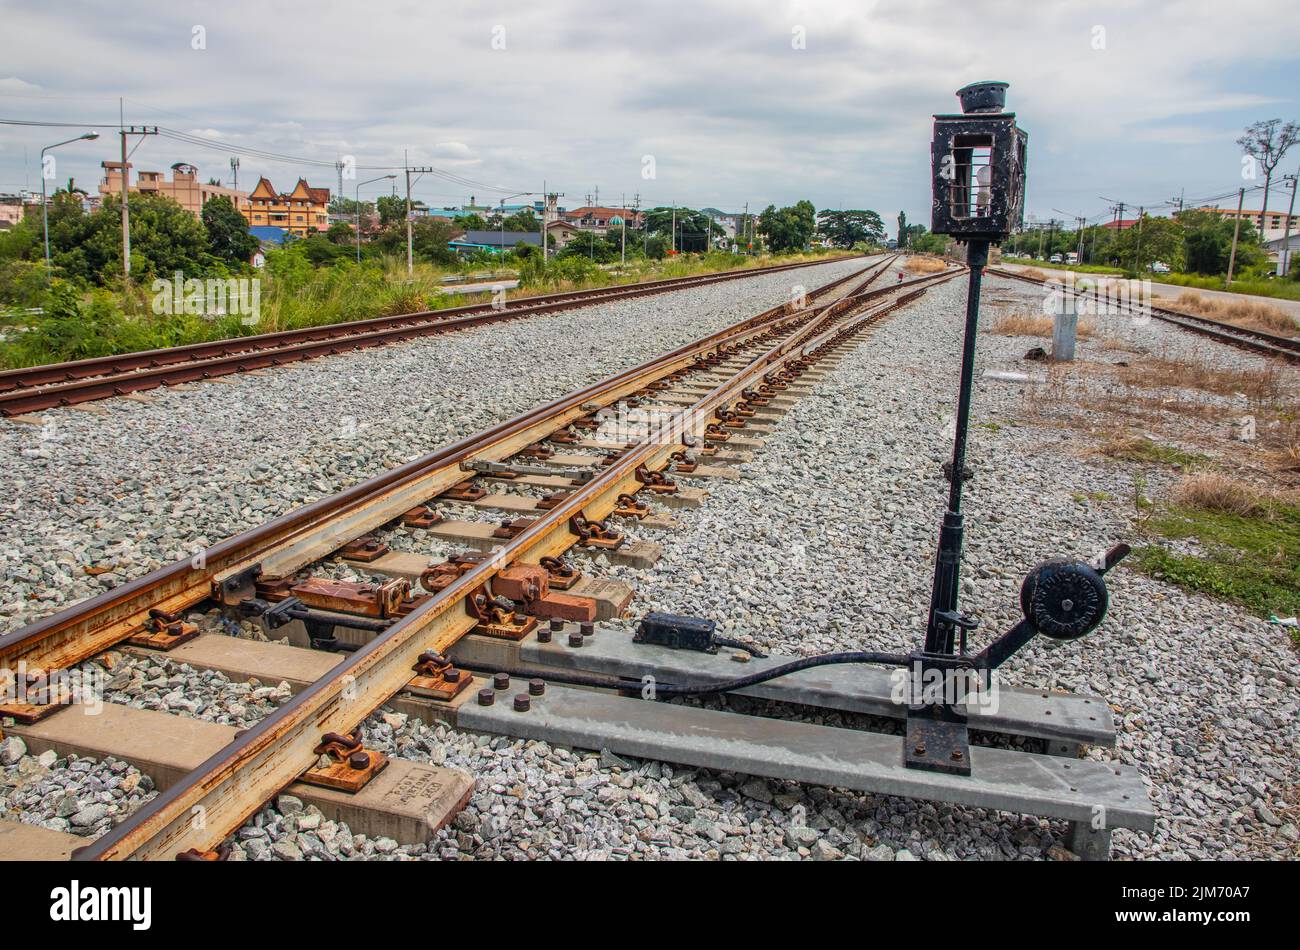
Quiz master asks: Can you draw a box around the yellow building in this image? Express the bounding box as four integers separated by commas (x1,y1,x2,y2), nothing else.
242,177,331,236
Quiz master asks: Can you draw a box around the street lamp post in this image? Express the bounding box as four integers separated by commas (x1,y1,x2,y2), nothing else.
497,192,537,256
41,132,99,270
355,174,396,263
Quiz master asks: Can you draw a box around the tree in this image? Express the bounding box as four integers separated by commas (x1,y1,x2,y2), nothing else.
202,195,258,265
897,210,907,247
758,200,816,253
902,223,927,248
409,217,460,265
500,209,540,232
1238,119,1299,242
375,194,407,227
326,221,355,245
1113,214,1183,273
1178,209,1256,275
816,209,886,247
911,231,949,254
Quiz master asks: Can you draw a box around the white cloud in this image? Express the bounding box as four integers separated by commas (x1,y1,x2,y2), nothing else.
0,0,1295,221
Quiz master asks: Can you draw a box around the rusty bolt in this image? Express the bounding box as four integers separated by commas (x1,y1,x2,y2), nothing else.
537,627,552,643
568,632,584,648
529,679,545,696
493,672,510,690
444,668,461,683
513,694,531,712
951,750,964,761
550,618,564,632
477,688,495,706
913,744,926,756
348,751,371,771
580,622,595,638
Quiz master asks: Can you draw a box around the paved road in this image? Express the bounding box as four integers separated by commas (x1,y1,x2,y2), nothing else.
999,263,1300,319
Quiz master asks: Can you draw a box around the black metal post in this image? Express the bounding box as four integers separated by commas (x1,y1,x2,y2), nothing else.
923,238,989,655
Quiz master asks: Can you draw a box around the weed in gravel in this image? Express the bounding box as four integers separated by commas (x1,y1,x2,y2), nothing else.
1133,495,1300,630
1098,434,1205,467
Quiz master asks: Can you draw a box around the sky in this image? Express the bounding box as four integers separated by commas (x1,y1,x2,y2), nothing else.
1,0,1298,233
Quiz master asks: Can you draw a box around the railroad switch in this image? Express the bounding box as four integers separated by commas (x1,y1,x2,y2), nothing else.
419,552,489,594
536,490,574,510
634,612,767,657
302,729,388,793
493,517,537,540
539,555,581,590
570,513,625,550
176,845,231,862
0,666,67,723
614,492,650,519
339,536,389,562
400,505,444,528
440,480,487,502
634,465,677,494
282,576,412,619
467,587,538,641
716,408,748,429
668,451,697,474
125,608,199,651
493,564,597,623
407,650,474,701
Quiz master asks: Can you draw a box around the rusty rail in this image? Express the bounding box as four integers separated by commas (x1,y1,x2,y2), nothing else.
72,264,957,860
0,259,897,676
986,266,1300,364
0,255,865,416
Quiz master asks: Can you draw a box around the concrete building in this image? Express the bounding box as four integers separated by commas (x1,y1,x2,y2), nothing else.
544,220,582,249
1196,205,1300,244
561,206,645,233
99,162,247,219
0,194,24,229
242,177,330,236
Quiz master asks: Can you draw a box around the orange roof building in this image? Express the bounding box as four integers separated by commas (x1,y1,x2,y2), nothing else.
241,177,331,236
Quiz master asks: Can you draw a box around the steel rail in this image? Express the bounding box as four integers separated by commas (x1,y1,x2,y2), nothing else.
986,267,1300,364
74,265,956,861
0,255,865,416
0,260,899,675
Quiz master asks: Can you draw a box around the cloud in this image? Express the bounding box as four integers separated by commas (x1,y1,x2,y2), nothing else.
0,0,1296,222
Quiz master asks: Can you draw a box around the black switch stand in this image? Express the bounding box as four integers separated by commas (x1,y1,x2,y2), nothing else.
904,239,989,777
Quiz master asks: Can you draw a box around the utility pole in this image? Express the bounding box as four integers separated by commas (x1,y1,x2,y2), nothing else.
1227,187,1246,283
671,202,677,254
230,157,239,193
1133,207,1144,272
620,192,627,265
117,123,158,279
403,153,434,276
1277,171,1297,277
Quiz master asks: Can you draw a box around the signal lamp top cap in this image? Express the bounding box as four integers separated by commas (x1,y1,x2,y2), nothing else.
956,81,1009,114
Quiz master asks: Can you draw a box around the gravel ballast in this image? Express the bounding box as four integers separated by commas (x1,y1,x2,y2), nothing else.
0,256,868,633
3,268,1294,860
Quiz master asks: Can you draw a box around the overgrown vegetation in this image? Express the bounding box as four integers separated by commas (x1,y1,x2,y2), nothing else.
990,312,1096,339
1097,434,1205,467
1133,474,1300,630
1158,291,1298,335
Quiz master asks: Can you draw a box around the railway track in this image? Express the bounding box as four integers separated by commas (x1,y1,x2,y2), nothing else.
0,254,861,417
0,254,1155,861
986,266,1300,364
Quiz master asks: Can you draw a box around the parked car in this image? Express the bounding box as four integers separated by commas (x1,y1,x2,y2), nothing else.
1049,253,1063,264
1150,261,1171,274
